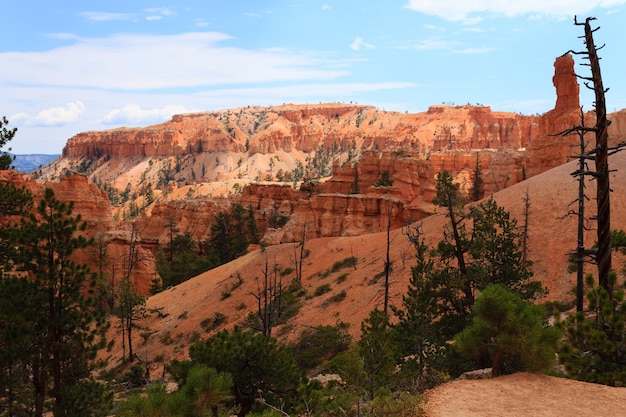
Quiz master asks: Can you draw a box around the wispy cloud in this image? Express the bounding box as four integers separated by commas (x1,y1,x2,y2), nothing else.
80,7,175,23
79,11,137,22
453,46,496,54
11,102,85,127
100,104,191,125
192,82,418,101
144,7,175,21
350,37,375,51
463,27,485,33
399,37,457,51
405,0,626,22
424,24,446,31
0,32,350,91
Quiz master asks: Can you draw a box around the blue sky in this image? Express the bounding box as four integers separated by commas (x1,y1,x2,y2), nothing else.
2,1,626,154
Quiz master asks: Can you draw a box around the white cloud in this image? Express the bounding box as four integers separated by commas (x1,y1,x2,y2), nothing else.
78,11,137,22
80,8,175,23
100,104,193,126
192,82,418,103
405,0,626,22
463,27,485,33
144,7,174,16
144,7,175,21
453,46,496,54
12,102,85,127
322,4,331,10
350,37,375,51
424,24,446,31
399,37,457,51
0,32,349,90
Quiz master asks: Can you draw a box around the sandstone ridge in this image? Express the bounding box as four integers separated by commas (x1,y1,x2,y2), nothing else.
26,54,626,297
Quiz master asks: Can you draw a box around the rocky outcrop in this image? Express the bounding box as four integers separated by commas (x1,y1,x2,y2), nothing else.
0,172,155,294
27,54,626,296
552,54,580,114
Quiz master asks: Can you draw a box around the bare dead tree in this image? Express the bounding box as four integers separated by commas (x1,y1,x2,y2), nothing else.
116,220,149,362
383,203,393,317
520,189,531,274
561,16,626,291
557,107,596,311
292,222,306,283
403,221,424,252
166,216,178,263
251,255,283,336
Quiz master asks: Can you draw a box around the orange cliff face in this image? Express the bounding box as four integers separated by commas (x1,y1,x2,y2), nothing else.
0,172,155,295
51,54,617,194
29,54,626,296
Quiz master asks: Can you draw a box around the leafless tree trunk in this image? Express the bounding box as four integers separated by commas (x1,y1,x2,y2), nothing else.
520,190,531,274
383,204,392,317
293,222,306,283
252,256,283,336
564,16,625,291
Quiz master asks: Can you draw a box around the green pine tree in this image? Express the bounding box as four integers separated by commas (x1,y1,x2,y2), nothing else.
454,284,561,377
559,272,626,386
469,153,484,201
0,116,17,170
187,327,302,417
358,309,398,398
394,176,544,378
12,188,112,416
206,204,258,265
114,275,147,363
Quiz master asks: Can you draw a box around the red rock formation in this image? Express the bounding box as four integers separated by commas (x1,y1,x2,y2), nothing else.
30,55,626,296
0,172,156,294
552,54,580,114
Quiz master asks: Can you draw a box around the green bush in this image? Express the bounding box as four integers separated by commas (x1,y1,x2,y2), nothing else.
314,284,332,297
336,273,349,283
331,256,358,272
200,312,227,332
294,324,352,370
329,290,347,303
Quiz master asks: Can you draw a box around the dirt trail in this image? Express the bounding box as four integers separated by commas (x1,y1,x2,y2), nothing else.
424,372,626,417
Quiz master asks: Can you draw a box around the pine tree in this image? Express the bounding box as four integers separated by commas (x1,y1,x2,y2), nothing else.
0,181,32,268
12,188,112,416
0,116,17,170
188,327,301,417
358,309,397,398
395,178,544,377
469,153,483,202
469,198,543,300
0,276,42,416
432,170,472,307
114,275,147,363
207,204,258,265
454,284,560,377
393,226,448,377
156,232,214,287
179,365,234,417
559,272,626,386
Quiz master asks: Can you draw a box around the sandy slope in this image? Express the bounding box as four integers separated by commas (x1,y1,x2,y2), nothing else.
424,372,626,417
105,150,626,369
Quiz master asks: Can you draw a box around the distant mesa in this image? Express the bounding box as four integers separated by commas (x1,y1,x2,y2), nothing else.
10,153,59,173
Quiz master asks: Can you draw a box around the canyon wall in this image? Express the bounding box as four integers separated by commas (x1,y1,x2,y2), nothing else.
24,54,626,294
